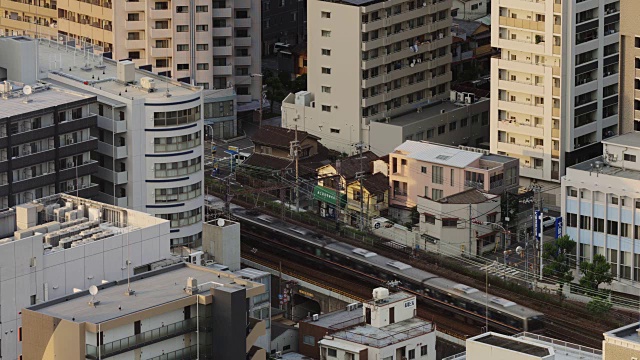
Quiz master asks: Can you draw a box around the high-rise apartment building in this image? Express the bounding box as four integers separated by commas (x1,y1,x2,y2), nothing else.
618,0,639,133
282,0,453,154
490,0,620,187
0,0,261,102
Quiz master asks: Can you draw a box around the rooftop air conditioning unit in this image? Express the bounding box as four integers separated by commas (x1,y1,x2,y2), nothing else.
140,77,156,91
312,314,319,321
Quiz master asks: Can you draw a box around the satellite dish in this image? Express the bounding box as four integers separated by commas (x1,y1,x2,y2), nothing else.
217,218,225,227
23,85,32,95
516,246,523,254
89,285,99,296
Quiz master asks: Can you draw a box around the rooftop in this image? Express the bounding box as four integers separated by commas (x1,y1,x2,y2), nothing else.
0,84,95,119
320,151,379,180
602,131,640,149
433,188,496,204
304,307,364,328
604,322,640,344
350,172,389,194
445,332,602,360
29,263,262,324
380,98,489,127
394,141,484,167
569,155,640,181
330,317,434,348
35,38,200,100
251,125,319,150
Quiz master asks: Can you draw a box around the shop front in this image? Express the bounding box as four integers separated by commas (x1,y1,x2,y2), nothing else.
313,185,346,219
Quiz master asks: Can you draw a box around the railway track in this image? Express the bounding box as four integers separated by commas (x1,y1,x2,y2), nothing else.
242,231,491,340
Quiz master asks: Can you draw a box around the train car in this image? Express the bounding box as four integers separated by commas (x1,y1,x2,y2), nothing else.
233,208,545,332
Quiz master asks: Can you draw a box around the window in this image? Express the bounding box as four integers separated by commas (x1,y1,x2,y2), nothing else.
330,128,340,134
177,64,189,71
303,335,315,345
421,345,428,356
196,5,208,12
322,48,331,56
421,166,427,174
176,5,188,12
408,349,415,359
567,212,577,227
322,30,331,37
569,188,578,197
622,223,631,237
127,13,139,21
449,121,457,131
593,217,605,232
128,51,140,59
461,118,468,127
196,25,208,31
625,153,637,162
321,11,331,18
30,294,36,305
442,218,458,227
196,44,208,51
432,166,443,184
438,125,446,134
321,86,331,93
432,188,443,200
607,220,619,235
197,63,209,70
450,169,455,186
327,349,337,357
424,213,435,224
580,215,591,230
322,105,332,112
176,25,188,32
472,114,479,124
322,67,332,74
18,327,22,341
177,44,189,51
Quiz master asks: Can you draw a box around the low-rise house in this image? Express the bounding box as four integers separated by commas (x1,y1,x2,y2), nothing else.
418,189,502,256
345,172,390,227
388,141,519,222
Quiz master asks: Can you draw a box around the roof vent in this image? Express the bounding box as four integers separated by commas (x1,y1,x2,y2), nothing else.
185,277,199,295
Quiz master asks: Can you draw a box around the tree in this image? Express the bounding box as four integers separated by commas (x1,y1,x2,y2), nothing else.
291,74,307,93
542,235,576,297
579,254,613,293
264,72,288,113
586,296,612,315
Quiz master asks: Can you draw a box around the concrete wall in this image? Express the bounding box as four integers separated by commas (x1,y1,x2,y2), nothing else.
618,0,640,134
271,327,299,355
0,36,37,84
22,310,85,360
211,286,247,360
203,219,241,271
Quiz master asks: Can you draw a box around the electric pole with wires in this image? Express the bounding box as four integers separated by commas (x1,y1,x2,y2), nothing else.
290,126,301,212
355,142,366,231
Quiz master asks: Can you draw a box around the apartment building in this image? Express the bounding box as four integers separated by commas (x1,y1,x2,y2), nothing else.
299,289,436,360
22,262,267,360
282,0,453,154
444,332,601,360
603,322,640,359
0,36,206,249
0,193,172,360
490,0,621,186
618,0,640,133
388,140,519,221
0,80,99,210
562,132,640,296
0,0,261,102
451,0,488,21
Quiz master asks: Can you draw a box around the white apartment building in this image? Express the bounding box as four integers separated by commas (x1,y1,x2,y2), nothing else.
0,0,261,102
282,0,453,154
618,0,640,134
490,0,621,187
0,36,206,249
317,289,436,360
0,193,172,360
562,132,640,296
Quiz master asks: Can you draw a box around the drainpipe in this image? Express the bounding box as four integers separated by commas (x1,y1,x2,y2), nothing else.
621,147,628,171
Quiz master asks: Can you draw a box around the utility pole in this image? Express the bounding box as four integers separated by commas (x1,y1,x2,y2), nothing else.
468,204,473,257
355,142,366,231
224,176,233,218
291,126,301,212
335,160,342,231
537,186,543,281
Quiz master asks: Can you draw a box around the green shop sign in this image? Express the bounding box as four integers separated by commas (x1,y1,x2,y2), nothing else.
313,186,347,207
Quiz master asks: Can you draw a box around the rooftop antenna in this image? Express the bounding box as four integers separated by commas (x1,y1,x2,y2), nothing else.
22,85,33,103
124,230,135,296
88,285,100,307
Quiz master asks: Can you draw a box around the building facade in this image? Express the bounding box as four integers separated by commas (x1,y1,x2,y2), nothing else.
22,262,267,360
451,0,489,21
281,0,453,153
618,0,640,134
262,0,306,56
388,141,519,218
490,0,621,185
0,0,261,102
603,322,640,360
0,36,206,249
0,193,173,360
0,82,99,210
562,132,640,296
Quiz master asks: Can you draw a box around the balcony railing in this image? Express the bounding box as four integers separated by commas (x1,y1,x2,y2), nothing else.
86,318,197,359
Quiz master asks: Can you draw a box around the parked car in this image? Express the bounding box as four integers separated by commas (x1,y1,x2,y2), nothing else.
542,215,556,228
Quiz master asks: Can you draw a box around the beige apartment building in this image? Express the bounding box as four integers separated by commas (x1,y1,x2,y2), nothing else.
282,0,453,154
490,0,620,190
618,0,640,133
0,0,261,102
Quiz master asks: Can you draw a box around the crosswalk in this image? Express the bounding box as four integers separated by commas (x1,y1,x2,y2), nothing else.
480,261,521,279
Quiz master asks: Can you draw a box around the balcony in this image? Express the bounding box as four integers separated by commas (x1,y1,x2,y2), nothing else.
97,192,128,207
59,138,99,158
212,27,232,37
234,18,252,28
97,141,128,159
212,8,232,17
246,318,266,352
213,65,233,76
150,46,171,58
497,119,544,137
150,27,171,38
125,20,145,31
97,166,128,185
149,8,171,19
499,16,545,32
86,318,197,359
552,149,559,159
97,116,127,133
235,56,251,66
125,39,146,49
215,46,232,56
552,128,560,138
234,37,252,47
59,161,99,182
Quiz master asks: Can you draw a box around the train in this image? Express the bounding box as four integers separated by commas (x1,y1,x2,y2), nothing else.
233,208,545,333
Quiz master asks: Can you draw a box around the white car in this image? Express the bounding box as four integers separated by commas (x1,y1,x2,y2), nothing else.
542,215,556,228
